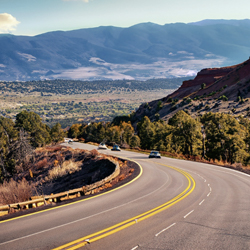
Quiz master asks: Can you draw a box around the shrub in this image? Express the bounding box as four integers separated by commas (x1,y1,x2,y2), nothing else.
90,149,100,157
45,146,63,152
0,179,33,205
35,158,48,169
48,160,81,180
205,105,210,110
157,101,163,111
219,95,228,101
208,91,216,97
201,83,206,89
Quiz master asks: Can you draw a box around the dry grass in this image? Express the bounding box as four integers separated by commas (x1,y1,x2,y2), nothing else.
48,160,82,180
118,174,126,181
35,158,48,169
0,179,33,205
90,149,100,157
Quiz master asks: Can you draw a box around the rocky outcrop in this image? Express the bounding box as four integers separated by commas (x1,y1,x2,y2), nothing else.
168,63,241,99
133,58,250,122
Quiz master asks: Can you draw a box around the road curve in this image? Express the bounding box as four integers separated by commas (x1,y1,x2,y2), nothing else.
0,142,249,250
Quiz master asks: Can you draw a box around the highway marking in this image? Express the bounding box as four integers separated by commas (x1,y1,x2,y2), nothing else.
0,167,169,246
207,192,211,197
52,163,195,250
0,160,143,224
199,199,205,205
184,210,194,218
198,164,250,181
155,223,176,237
131,246,139,250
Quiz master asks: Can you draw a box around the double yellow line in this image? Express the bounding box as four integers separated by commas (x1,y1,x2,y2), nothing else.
53,163,195,250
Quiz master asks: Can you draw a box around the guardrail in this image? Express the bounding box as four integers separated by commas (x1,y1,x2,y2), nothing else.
0,159,120,216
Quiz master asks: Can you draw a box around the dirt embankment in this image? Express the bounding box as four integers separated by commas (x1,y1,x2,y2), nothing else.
15,145,137,197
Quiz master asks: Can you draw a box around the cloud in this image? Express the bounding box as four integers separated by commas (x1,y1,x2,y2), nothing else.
17,52,36,62
0,13,20,33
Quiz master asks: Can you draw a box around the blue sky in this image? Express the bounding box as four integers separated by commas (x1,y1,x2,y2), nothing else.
0,0,250,36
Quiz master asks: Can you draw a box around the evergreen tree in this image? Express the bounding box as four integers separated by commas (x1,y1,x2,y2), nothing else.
201,112,247,163
137,116,156,149
169,111,202,156
50,123,65,143
15,111,51,147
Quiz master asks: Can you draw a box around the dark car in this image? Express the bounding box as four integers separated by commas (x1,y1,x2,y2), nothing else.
111,145,121,151
149,151,161,158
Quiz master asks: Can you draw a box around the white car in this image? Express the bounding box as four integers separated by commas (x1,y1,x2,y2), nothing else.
98,143,108,150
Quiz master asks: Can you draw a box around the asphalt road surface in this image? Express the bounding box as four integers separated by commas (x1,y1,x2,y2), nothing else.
0,142,249,250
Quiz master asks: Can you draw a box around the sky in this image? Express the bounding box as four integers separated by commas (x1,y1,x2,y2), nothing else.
0,0,250,36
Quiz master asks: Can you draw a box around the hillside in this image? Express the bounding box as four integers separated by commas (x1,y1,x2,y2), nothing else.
1,19,250,81
134,58,250,122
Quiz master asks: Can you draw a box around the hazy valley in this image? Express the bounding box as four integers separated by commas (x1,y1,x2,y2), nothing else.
0,78,187,127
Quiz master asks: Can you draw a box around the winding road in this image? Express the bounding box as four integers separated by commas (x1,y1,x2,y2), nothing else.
0,142,249,250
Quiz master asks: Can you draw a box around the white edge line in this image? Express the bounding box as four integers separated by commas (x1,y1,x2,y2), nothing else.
0,166,170,246
207,192,211,197
155,223,176,237
199,199,205,205
131,246,139,250
184,210,194,218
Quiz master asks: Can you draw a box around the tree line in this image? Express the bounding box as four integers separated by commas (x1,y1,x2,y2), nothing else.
1,77,187,95
1,109,250,182
0,111,65,181
68,111,250,165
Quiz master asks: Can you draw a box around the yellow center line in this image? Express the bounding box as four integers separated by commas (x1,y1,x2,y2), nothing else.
0,159,143,224
52,162,196,250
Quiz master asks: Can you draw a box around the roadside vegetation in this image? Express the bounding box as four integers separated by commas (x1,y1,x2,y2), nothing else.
68,111,250,171
1,77,250,206
0,111,65,183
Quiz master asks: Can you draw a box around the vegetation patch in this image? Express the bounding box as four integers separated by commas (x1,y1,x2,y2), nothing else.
0,145,136,208
0,78,186,128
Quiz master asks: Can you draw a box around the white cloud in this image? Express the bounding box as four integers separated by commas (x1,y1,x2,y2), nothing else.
0,13,20,33
17,52,36,62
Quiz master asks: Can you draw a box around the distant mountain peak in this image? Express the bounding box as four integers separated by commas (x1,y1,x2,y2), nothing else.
1,19,250,81
189,19,250,26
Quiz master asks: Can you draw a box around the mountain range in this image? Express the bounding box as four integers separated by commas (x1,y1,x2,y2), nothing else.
1,19,250,81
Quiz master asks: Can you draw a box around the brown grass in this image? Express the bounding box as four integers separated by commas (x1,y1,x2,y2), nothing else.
0,179,33,205
90,149,100,157
118,174,126,181
35,158,48,169
48,160,82,180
